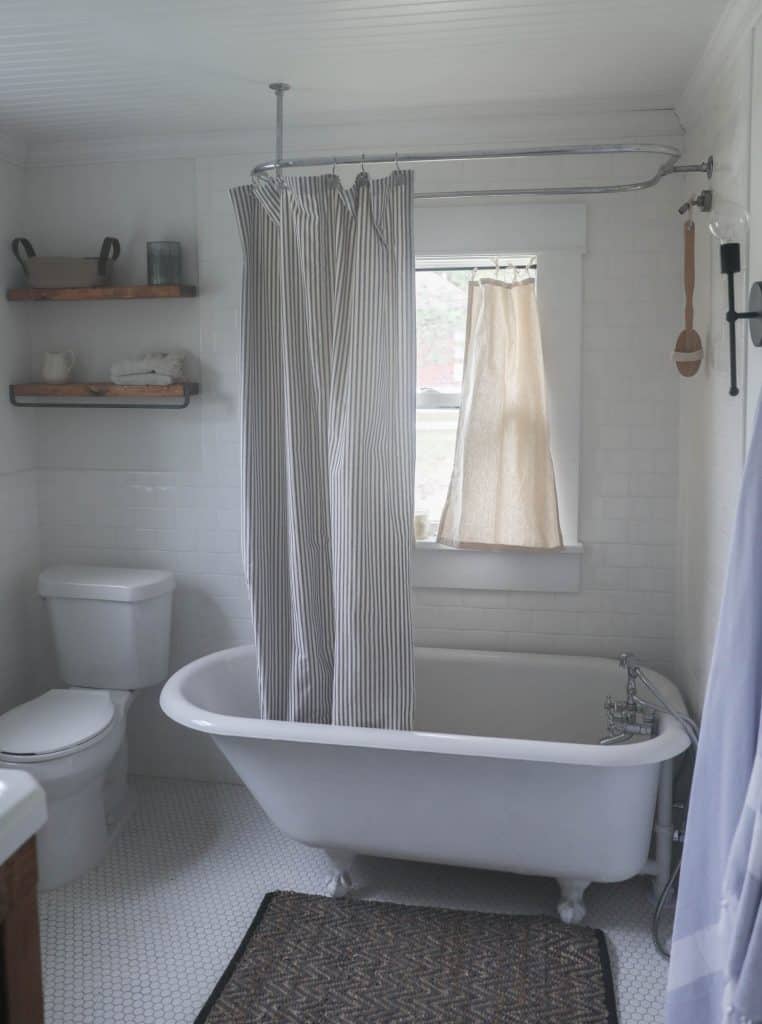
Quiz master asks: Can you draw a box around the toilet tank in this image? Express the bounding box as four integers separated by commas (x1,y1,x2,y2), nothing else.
39,566,175,690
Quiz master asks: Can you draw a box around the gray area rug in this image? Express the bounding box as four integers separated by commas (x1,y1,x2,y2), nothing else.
195,890,619,1023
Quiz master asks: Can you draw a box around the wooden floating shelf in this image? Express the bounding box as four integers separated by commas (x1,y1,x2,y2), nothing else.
10,382,200,409
6,284,197,302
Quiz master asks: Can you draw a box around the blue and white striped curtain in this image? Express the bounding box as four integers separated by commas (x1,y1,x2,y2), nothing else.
231,171,416,729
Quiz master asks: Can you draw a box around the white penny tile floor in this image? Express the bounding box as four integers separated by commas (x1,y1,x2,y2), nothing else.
39,777,668,1024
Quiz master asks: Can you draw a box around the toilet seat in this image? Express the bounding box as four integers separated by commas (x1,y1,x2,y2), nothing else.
0,689,115,762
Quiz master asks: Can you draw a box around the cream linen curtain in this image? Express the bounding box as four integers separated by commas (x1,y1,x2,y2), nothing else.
437,277,562,550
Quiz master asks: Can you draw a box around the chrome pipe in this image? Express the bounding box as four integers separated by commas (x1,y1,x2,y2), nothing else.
653,760,674,898
253,142,682,176
250,143,697,199
252,86,711,199
414,152,682,200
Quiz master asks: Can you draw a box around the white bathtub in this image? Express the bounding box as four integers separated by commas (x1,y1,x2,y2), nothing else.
160,645,689,922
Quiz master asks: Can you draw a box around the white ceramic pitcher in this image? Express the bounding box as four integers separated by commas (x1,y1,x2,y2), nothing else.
41,351,75,383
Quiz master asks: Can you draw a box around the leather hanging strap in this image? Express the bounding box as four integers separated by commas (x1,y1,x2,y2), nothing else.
684,219,695,332
97,237,121,277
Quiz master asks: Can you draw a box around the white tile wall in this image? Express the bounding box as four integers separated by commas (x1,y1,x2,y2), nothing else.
0,156,43,715
414,186,682,669
18,126,684,779
674,47,753,716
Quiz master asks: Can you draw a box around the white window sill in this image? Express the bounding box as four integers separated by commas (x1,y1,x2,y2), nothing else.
413,542,583,592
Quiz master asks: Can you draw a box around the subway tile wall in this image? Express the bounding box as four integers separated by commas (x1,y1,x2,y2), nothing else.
0,156,43,716
22,138,683,780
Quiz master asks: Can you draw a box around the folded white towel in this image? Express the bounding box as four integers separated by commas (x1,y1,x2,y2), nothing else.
110,352,185,383
111,372,176,386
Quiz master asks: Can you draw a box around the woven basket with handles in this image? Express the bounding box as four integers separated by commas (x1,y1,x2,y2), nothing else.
11,236,121,288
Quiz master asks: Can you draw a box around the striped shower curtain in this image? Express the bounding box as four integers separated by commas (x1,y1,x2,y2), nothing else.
231,170,416,729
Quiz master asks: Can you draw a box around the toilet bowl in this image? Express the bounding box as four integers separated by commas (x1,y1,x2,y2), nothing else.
0,566,175,889
0,689,132,889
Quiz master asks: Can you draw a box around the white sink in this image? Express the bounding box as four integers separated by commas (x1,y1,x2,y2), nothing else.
0,769,47,865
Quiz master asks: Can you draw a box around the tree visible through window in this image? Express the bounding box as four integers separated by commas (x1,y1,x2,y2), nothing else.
414,258,537,541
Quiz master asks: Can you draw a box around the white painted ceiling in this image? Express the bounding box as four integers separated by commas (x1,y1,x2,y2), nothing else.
0,0,728,143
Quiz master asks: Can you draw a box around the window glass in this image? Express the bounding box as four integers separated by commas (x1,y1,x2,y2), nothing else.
414,268,468,539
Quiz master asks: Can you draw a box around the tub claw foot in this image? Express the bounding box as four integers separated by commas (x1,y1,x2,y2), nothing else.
324,849,356,898
327,869,354,898
557,879,590,924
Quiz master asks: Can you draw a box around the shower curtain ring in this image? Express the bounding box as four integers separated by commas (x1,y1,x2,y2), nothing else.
394,152,401,172
361,153,366,173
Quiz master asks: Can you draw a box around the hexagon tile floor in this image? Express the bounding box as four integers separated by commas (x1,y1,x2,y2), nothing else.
39,776,668,1024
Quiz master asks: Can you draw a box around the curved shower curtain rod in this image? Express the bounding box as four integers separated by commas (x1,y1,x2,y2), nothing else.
251,83,713,200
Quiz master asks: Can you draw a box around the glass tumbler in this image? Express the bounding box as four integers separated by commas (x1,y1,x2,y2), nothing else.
147,241,182,286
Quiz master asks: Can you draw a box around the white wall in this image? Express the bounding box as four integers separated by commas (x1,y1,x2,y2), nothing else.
18,112,684,780
673,25,758,715
0,154,43,714
414,186,681,662
20,157,236,781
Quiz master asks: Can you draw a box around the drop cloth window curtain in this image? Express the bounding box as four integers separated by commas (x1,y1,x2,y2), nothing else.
437,277,562,550
231,170,415,729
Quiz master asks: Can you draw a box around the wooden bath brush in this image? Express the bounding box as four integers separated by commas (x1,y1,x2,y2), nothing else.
674,219,703,376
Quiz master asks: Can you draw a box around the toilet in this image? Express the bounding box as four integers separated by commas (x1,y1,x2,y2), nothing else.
0,566,175,889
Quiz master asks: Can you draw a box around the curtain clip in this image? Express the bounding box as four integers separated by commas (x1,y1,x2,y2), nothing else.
355,153,369,187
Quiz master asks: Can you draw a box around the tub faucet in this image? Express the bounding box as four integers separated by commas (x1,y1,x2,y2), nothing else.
601,653,657,744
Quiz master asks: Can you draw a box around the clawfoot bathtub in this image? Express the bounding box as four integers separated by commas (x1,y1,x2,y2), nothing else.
160,645,689,923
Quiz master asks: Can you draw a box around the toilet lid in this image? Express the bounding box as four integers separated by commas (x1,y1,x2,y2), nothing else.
0,690,115,757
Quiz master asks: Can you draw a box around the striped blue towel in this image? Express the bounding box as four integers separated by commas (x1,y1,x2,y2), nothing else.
667,395,762,1024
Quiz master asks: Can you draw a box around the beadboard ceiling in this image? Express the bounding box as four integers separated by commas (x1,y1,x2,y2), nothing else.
0,0,728,143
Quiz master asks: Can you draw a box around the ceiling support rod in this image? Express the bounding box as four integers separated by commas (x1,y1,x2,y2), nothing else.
269,82,290,180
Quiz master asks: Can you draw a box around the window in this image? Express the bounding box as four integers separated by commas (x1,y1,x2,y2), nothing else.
411,200,584,590
414,257,537,541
